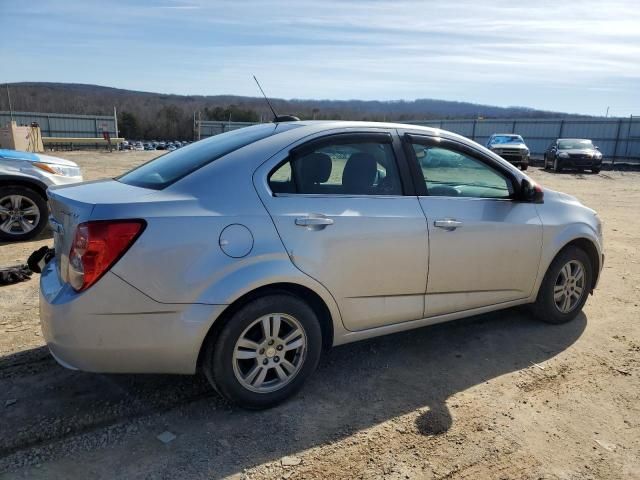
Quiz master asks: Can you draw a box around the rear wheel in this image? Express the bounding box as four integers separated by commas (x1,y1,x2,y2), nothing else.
0,186,48,241
592,167,601,174
520,163,528,171
203,294,323,409
532,246,592,324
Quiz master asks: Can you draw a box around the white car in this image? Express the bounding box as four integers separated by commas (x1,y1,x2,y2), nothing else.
0,149,82,241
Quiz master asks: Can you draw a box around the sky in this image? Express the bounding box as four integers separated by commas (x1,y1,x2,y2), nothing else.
1,0,639,116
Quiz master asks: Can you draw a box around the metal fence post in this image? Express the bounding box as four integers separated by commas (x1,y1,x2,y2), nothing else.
624,115,633,159
471,119,477,141
558,119,565,138
613,118,622,167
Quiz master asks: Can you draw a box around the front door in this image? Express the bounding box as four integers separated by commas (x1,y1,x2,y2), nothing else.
258,132,429,331
404,133,543,317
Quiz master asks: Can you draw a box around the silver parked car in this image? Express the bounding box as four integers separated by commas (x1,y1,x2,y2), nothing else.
0,149,82,241
486,134,530,170
40,121,603,408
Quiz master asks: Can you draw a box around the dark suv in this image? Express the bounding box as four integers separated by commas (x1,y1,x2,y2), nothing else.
544,139,602,173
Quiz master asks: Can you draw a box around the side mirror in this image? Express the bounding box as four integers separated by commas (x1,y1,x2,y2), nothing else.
595,146,600,150
520,178,544,203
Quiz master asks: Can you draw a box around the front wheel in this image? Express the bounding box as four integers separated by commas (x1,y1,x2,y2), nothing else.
0,186,48,241
553,158,563,173
203,294,323,409
532,246,592,324
520,163,528,171
592,167,601,174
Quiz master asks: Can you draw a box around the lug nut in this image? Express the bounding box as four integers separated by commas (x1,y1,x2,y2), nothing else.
274,356,280,363
259,348,265,354
262,359,268,365
268,340,275,346
276,345,283,351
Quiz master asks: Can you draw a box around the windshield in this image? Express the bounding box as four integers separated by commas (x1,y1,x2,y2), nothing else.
490,135,524,145
558,139,594,150
118,124,279,189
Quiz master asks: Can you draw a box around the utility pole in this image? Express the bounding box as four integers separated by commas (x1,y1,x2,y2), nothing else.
6,84,14,122
113,106,119,139
605,106,610,117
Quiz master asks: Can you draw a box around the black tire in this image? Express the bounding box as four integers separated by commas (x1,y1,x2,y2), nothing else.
553,158,563,173
532,246,592,324
592,167,601,174
0,186,48,242
203,294,323,409
520,164,528,171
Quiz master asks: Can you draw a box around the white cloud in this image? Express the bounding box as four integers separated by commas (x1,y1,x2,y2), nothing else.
1,0,638,114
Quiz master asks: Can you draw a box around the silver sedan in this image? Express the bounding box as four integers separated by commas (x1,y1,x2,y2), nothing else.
40,121,603,409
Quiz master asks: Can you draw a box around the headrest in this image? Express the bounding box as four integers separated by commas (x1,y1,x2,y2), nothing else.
298,152,332,185
342,153,377,193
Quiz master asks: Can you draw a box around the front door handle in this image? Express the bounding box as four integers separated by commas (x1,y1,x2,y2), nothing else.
434,218,462,231
295,215,334,229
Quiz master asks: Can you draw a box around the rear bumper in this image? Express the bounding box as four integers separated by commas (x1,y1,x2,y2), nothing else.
39,260,225,374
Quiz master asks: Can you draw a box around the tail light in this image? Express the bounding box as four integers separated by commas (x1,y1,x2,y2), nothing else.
68,220,146,292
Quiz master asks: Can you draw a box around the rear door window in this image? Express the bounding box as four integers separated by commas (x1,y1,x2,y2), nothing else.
269,136,402,196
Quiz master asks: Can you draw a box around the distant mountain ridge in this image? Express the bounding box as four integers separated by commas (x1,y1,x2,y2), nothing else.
1,82,591,140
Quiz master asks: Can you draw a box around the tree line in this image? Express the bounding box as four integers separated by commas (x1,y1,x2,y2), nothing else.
2,82,588,140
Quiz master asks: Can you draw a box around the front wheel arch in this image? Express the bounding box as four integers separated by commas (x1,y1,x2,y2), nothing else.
196,282,334,371
542,238,600,295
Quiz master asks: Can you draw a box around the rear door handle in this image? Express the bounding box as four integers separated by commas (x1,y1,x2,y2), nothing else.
295,215,334,228
434,218,462,230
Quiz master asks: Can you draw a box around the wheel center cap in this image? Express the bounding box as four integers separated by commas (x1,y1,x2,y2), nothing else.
265,347,276,358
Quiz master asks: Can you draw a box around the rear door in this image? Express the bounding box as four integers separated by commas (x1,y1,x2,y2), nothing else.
402,132,543,317
256,131,429,332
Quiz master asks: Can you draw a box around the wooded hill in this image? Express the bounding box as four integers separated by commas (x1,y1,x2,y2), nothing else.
2,82,585,140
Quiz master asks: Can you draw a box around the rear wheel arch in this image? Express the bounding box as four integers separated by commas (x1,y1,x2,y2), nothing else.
196,282,334,370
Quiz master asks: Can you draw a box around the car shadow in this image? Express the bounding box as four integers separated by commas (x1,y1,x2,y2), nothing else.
0,308,586,477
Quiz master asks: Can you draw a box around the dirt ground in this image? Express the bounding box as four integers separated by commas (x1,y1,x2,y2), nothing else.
1,150,639,479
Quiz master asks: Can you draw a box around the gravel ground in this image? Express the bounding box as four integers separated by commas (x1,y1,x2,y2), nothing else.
0,150,639,479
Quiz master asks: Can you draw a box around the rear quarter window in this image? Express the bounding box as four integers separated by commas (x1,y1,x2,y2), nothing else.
118,124,278,189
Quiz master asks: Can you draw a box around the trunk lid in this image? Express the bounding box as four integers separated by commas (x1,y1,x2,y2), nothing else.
47,179,157,282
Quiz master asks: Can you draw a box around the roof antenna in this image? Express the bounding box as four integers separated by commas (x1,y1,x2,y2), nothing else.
253,75,300,123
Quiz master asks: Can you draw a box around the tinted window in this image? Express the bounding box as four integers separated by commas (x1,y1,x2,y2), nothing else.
490,135,524,144
269,140,402,196
119,124,278,189
412,144,512,199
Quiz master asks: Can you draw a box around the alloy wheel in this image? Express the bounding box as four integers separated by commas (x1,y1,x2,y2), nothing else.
553,260,586,313
0,195,41,235
232,313,307,393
